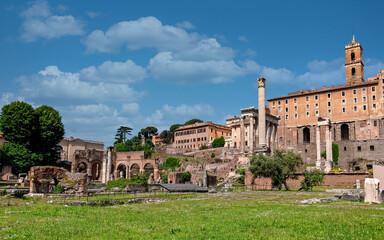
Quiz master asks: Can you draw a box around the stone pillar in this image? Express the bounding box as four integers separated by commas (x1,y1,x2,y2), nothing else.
270,124,277,153
266,123,272,148
203,170,207,187
106,146,113,182
325,125,333,172
316,125,321,168
249,116,254,153
364,178,383,204
126,165,129,179
102,157,107,183
240,116,245,153
258,77,267,148
154,169,159,181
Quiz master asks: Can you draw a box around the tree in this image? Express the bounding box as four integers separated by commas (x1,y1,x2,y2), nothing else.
184,119,203,126
321,142,339,166
212,137,225,148
249,150,303,190
300,169,325,191
140,126,158,139
114,126,132,144
169,124,182,142
181,171,191,183
160,130,171,143
162,157,180,170
0,102,64,173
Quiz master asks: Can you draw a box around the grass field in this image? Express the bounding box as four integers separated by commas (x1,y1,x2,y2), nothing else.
0,190,383,239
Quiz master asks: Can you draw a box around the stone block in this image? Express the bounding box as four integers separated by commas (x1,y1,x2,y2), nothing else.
364,178,383,204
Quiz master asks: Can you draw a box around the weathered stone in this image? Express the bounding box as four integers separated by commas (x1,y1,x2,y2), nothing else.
364,178,383,204
340,193,361,201
8,189,29,198
208,189,217,193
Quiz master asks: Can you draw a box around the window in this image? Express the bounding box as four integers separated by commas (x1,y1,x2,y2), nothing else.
315,103,319,108
306,104,309,110
315,110,319,116
363,96,366,103
278,101,281,105
285,99,288,104
353,98,357,104
372,86,376,92
306,112,309,118
344,147,347,151
306,96,309,101
278,107,281,113
294,113,298,119
294,98,297,103
285,107,288,112
357,146,361,152
363,105,367,111
351,52,355,60
279,137,283,142
327,93,331,98
370,145,375,151
342,107,346,113
328,109,331,115
352,68,356,76
328,102,331,107
285,115,288,120
354,106,357,112
273,102,275,107
373,103,377,109
372,95,376,101
341,91,345,96
374,120,377,127
315,95,319,100
362,88,366,93
294,106,297,111
245,132,247,136
353,89,357,94
342,99,346,105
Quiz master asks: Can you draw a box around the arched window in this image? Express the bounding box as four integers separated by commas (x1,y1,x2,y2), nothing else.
341,124,349,140
351,68,356,76
351,52,355,61
303,127,310,143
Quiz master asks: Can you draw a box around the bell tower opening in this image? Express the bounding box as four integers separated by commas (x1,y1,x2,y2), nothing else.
345,35,364,85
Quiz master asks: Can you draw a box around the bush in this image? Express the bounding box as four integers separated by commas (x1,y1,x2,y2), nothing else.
106,178,131,190
236,168,246,184
106,174,148,190
300,169,325,191
181,171,191,183
161,173,168,183
200,145,208,150
52,184,64,193
321,143,339,166
212,137,225,148
162,157,180,170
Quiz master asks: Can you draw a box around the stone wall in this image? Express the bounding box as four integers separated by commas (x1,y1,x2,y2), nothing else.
245,171,369,189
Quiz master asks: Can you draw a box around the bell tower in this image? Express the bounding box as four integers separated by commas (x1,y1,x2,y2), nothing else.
345,35,364,85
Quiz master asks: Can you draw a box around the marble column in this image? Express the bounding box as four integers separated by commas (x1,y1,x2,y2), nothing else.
126,165,129,179
258,77,267,148
249,116,254,153
266,123,271,148
240,116,245,153
325,125,333,172
316,125,321,168
270,124,277,153
102,157,107,183
106,146,113,182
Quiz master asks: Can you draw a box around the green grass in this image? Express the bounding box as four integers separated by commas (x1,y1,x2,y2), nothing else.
0,190,383,239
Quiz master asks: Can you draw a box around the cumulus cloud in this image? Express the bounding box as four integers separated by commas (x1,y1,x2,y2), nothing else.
176,21,195,29
0,93,25,108
121,103,140,115
238,36,248,42
80,60,147,83
18,65,143,104
148,52,245,84
21,0,84,42
86,11,101,18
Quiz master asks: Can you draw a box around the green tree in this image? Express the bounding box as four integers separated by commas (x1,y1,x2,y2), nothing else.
181,171,191,183
184,119,203,126
162,157,180,170
300,169,325,191
160,130,171,144
249,150,303,190
0,143,43,174
212,136,225,148
140,126,158,139
114,126,132,144
321,142,339,166
169,124,183,142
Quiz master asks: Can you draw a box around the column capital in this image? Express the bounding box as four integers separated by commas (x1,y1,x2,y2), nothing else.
257,77,266,88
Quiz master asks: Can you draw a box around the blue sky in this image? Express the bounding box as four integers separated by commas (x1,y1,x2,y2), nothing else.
1,0,383,146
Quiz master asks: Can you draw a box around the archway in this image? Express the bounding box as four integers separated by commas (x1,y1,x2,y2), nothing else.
77,162,87,173
144,163,154,177
351,52,355,61
130,163,140,176
303,127,310,143
341,124,349,140
117,164,126,178
91,162,102,181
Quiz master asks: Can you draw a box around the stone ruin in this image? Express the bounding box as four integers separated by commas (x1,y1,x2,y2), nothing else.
30,166,88,196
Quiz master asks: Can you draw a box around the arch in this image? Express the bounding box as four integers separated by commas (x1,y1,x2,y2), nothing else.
91,162,102,181
117,164,126,178
143,163,154,177
351,52,355,61
77,162,87,173
341,124,349,140
130,163,140,176
352,67,356,76
303,127,310,143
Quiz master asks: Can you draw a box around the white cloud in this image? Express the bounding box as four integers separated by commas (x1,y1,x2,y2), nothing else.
0,93,25,108
80,60,147,83
242,48,257,58
148,52,245,84
20,0,84,42
238,36,248,42
18,66,143,104
121,103,140,115
176,21,195,29
86,11,101,18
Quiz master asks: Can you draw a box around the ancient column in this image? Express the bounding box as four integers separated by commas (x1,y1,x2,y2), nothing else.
106,146,113,182
270,124,277,153
249,116,254,153
266,123,271,148
102,157,107,183
240,116,245,153
126,165,129,179
316,125,321,168
154,168,159,181
258,77,267,148
325,125,333,172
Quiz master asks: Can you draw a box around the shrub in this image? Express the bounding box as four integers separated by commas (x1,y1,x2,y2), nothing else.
181,171,191,183
52,184,64,194
163,157,180,170
212,137,225,148
321,143,339,166
106,174,148,190
300,169,325,191
211,153,215,158
161,173,168,183
236,168,246,184
200,145,208,150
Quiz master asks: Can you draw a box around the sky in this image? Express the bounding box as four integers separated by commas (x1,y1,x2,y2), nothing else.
0,0,383,147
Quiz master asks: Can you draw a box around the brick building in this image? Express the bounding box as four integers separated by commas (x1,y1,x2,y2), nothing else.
268,36,384,169
174,121,231,149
